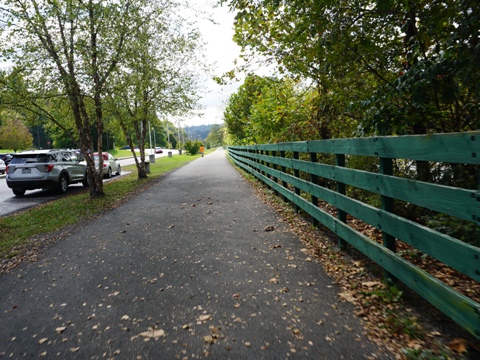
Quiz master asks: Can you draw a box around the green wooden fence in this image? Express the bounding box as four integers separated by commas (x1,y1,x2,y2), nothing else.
228,131,480,338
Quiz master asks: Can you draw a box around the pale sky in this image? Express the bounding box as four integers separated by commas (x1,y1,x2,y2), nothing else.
0,1,245,128
183,2,243,127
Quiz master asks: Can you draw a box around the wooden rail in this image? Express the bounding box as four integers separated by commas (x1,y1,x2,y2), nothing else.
228,131,480,338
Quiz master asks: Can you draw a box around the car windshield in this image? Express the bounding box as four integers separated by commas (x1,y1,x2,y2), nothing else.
10,154,51,164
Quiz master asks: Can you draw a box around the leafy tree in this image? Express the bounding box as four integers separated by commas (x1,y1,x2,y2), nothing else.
224,74,278,144
0,110,33,152
221,0,480,136
205,124,225,148
0,70,76,150
105,2,203,178
1,0,157,197
224,74,347,144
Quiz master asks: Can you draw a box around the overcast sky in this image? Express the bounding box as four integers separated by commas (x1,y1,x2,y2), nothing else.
183,2,243,127
0,1,244,128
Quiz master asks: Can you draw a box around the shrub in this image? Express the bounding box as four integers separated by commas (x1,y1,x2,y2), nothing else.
184,140,202,155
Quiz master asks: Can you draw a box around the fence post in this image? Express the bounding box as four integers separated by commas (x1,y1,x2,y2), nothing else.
280,150,288,202
310,152,319,226
380,157,396,283
260,150,265,177
336,154,348,250
293,151,301,212
271,150,279,195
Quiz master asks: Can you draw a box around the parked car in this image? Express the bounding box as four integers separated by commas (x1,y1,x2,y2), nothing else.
155,147,163,154
0,159,6,174
94,152,121,178
119,145,139,151
6,149,88,196
0,153,12,165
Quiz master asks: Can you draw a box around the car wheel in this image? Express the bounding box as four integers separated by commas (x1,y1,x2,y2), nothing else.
106,167,112,179
116,164,121,176
82,172,89,187
57,174,68,193
13,188,26,196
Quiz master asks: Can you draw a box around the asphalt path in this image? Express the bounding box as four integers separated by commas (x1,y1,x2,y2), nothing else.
0,148,392,359
0,150,177,217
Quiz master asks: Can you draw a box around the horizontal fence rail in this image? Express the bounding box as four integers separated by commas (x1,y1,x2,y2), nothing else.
228,131,480,338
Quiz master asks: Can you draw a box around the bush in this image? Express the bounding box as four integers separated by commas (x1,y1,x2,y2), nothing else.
184,140,202,155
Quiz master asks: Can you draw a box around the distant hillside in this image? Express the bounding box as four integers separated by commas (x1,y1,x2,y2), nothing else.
186,124,212,140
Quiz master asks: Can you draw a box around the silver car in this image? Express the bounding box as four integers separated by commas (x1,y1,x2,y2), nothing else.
0,159,5,174
6,149,88,196
94,152,121,178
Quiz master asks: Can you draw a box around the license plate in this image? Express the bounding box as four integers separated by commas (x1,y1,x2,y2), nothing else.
22,168,31,174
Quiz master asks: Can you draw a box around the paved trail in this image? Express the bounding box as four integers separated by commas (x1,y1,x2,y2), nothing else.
0,149,392,359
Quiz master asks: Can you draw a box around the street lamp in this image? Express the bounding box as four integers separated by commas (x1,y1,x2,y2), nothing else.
152,127,156,150
148,121,152,154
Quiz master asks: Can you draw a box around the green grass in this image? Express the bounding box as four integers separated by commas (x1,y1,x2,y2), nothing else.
0,153,200,259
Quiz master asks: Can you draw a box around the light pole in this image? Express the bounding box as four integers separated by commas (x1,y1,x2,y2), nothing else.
165,119,169,149
152,127,156,150
148,121,152,154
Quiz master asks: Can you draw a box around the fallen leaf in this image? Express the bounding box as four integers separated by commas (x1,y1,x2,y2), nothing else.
203,335,214,344
55,327,66,334
38,338,48,345
139,329,166,338
198,314,212,322
339,291,356,302
361,281,381,288
121,315,130,321
448,338,468,353
264,225,275,231
70,347,80,352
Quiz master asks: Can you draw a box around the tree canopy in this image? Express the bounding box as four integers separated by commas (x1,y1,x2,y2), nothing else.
0,0,205,195
0,110,33,152
222,0,480,143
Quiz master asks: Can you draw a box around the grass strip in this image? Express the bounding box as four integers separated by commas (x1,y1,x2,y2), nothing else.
0,154,199,259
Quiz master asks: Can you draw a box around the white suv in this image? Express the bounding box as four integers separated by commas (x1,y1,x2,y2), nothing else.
6,149,88,196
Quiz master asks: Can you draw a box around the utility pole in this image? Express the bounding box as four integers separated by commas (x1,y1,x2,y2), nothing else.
165,119,170,149
148,121,152,154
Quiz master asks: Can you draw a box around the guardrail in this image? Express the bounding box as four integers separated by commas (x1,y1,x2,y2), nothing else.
228,131,480,338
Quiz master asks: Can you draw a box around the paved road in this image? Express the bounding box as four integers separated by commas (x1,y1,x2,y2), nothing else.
0,149,392,359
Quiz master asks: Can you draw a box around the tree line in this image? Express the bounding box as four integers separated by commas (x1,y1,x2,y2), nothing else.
221,0,480,144
0,0,206,197
220,0,479,242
